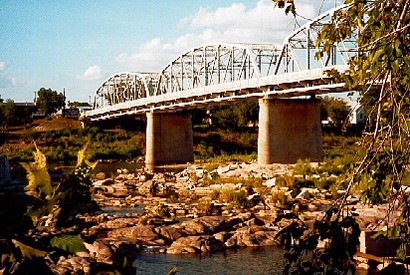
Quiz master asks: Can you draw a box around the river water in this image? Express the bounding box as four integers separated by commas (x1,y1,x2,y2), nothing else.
89,163,369,274
134,246,287,275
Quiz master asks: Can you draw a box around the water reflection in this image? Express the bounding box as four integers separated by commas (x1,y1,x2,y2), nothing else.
135,246,286,275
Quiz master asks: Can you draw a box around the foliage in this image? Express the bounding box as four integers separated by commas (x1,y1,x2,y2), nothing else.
272,0,295,15
319,96,351,127
50,234,87,254
293,158,312,179
0,99,16,128
211,99,259,129
218,189,250,208
271,188,288,205
21,143,53,197
12,239,48,259
277,0,410,264
279,211,360,274
0,142,102,274
23,141,99,226
197,196,213,214
36,87,65,117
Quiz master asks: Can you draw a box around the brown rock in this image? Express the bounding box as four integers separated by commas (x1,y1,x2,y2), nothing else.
84,240,113,264
107,224,161,244
180,220,206,235
155,226,184,243
95,172,107,180
167,235,225,254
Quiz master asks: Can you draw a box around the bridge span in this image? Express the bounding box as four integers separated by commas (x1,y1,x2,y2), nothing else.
84,4,357,166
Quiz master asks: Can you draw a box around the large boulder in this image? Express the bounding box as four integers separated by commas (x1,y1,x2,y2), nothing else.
83,240,113,264
107,225,164,245
179,216,226,235
166,235,225,254
154,226,184,243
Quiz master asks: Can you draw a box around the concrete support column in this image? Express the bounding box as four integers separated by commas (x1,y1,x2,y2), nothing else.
258,98,323,164
145,112,193,167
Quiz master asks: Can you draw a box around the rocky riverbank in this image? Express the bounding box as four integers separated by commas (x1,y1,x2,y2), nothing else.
41,161,400,274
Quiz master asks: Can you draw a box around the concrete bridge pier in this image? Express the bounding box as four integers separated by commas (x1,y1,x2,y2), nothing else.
258,98,323,164
145,112,194,167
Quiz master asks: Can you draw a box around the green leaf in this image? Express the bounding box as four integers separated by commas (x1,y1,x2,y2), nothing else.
371,230,387,239
372,48,384,63
21,145,53,197
50,234,87,254
12,239,47,259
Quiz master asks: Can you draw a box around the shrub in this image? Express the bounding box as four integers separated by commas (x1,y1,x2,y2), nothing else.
197,196,213,214
293,159,312,179
271,188,287,205
315,177,337,190
219,189,249,208
275,174,295,188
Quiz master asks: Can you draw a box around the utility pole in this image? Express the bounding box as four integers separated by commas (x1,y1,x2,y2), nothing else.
63,88,66,108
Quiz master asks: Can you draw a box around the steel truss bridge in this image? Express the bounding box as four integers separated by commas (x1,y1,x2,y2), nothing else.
85,4,357,121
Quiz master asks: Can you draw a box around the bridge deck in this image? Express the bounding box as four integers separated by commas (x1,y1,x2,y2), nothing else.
86,65,347,121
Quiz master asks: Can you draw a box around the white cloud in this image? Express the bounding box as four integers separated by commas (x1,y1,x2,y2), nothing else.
116,0,315,72
0,62,6,71
77,65,103,80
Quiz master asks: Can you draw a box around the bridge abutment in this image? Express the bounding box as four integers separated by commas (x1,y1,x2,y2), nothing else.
258,98,323,164
145,112,193,167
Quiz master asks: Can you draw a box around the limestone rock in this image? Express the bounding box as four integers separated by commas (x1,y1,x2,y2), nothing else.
180,216,226,235
94,172,107,180
167,235,225,254
154,226,184,243
84,240,113,264
107,225,163,245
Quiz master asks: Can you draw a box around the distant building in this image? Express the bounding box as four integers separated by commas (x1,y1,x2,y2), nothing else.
14,102,42,119
60,107,80,118
346,99,365,125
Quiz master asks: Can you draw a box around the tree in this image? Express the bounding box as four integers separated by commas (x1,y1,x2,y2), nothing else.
318,0,410,236
0,99,16,128
320,96,351,127
36,88,65,117
275,0,410,264
211,99,259,129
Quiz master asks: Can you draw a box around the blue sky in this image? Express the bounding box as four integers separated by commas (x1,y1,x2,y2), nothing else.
0,0,335,103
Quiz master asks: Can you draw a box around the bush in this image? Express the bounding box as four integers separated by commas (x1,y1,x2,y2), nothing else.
218,189,249,208
293,159,312,179
275,174,295,188
197,196,213,214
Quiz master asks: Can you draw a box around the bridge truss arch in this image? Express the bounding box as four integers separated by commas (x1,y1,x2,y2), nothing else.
275,4,357,74
93,72,158,109
87,4,359,120
155,43,281,95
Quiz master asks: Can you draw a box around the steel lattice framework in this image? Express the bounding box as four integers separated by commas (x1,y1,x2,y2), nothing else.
86,4,357,121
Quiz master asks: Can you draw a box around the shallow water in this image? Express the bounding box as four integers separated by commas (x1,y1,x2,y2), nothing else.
134,246,371,275
134,246,287,275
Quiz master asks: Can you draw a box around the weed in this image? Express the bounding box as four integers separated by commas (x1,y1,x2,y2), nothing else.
293,159,312,179
218,189,249,208
197,196,213,214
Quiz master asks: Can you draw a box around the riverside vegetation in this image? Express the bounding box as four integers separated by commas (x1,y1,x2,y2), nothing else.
2,117,406,273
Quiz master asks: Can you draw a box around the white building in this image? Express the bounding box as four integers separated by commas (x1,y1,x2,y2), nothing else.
346,99,365,125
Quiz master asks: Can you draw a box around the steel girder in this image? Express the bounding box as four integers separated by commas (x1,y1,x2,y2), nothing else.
275,4,357,74
156,43,281,95
93,72,158,109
